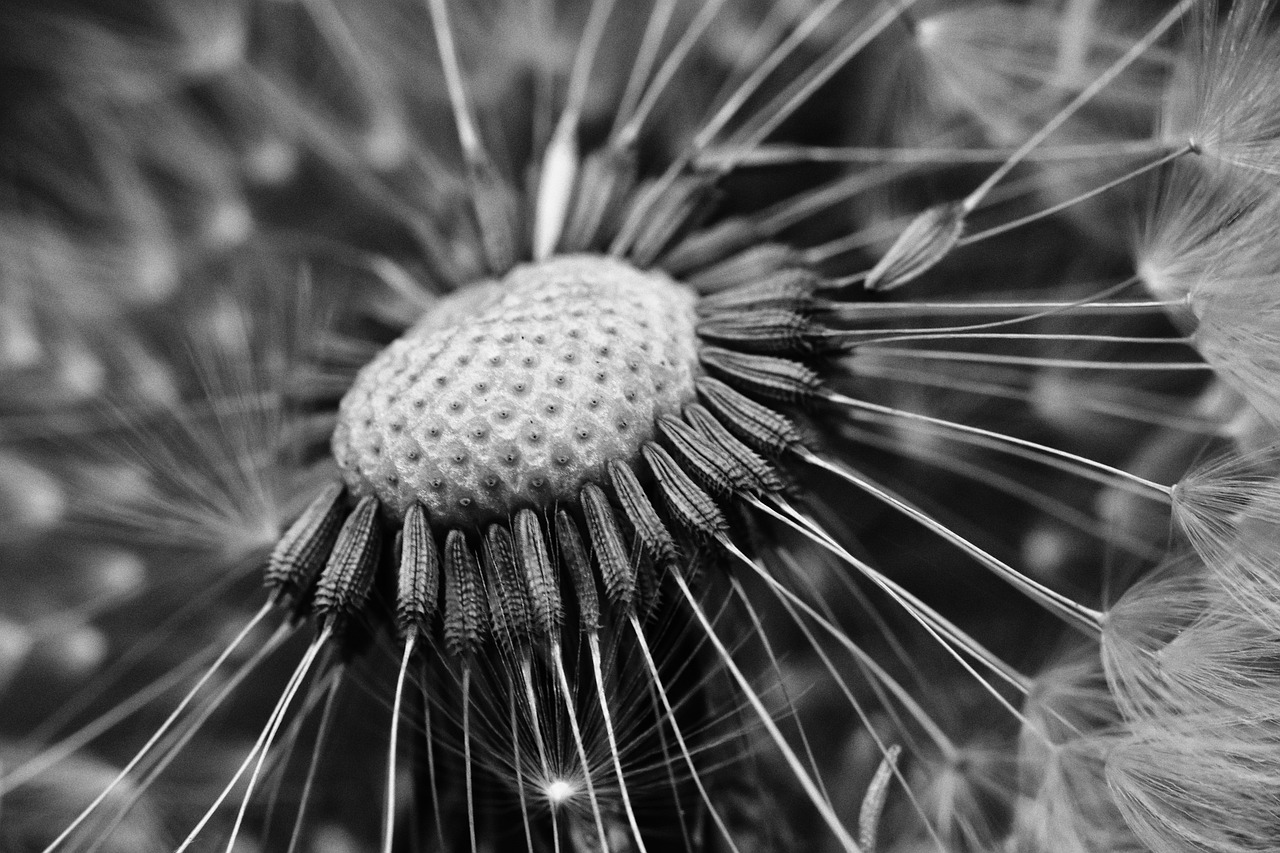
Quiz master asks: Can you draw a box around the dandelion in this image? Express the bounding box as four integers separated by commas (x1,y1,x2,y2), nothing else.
9,2,1280,853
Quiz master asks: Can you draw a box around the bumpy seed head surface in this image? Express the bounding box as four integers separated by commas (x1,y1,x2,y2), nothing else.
332,254,700,527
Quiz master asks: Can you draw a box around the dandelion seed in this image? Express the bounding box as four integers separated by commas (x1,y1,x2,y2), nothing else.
862,202,966,292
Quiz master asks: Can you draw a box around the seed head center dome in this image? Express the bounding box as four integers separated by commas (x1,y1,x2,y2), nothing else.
332,255,701,527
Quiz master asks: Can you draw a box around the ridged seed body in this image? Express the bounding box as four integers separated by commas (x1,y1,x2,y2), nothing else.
332,255,700,526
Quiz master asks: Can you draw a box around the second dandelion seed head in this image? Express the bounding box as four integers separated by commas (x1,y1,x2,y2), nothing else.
332,254,700,527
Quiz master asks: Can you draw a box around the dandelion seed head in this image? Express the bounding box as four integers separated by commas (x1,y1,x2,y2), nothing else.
332,254,700,526
15,1,1280,851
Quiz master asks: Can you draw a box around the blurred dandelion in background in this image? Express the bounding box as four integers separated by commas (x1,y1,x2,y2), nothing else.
5,0,1280,851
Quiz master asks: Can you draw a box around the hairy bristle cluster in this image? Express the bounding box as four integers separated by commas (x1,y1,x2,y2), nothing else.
332,255,700,526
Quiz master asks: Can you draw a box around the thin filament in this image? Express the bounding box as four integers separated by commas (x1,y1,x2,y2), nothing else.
551,644,610,849
588,633,649,853
382,637,416,853
670,571,865,853
38,604,276,853
961,0,1202,212
822,389,1174,501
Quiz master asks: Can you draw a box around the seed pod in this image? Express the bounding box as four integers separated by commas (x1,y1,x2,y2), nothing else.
696,376,803,455
484,522,533,651
556,509,600,632
863,201,966,291
581,482,636,607
642,443,728,539
514,509,561,638
266,483,346,606
684,403,784,493
658,414,752,496
608,460,678,566
697,309,828,355
313,496,383,624
699,346,823,404
443,529,488,657
396,502,440,639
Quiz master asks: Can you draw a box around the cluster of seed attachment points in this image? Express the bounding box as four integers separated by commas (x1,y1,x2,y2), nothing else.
265,251,844,653
267,376,805,648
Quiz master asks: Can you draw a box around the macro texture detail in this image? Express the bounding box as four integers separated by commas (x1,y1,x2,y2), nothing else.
11,1,1280,852
332,254,700,526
